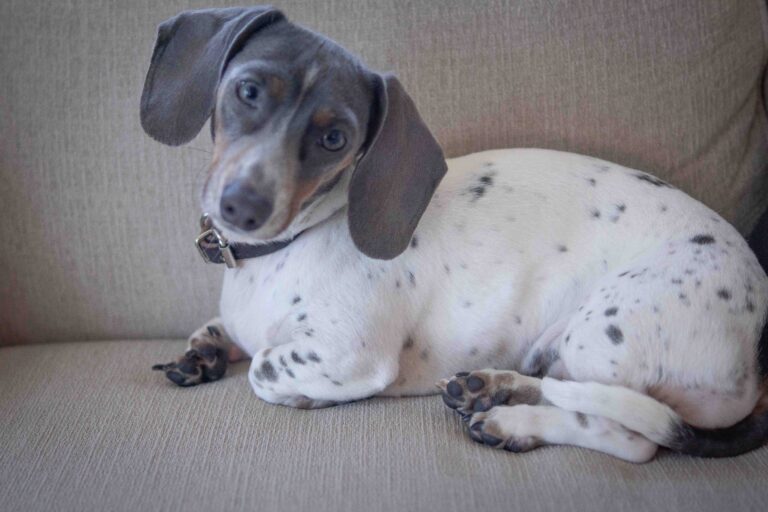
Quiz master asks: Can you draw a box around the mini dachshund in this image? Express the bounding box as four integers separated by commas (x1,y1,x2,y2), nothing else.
142,6,768,462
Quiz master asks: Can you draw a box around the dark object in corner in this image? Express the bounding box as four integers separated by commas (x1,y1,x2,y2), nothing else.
748,206,768,378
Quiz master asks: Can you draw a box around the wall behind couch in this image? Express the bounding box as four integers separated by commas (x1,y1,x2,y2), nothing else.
1,0,767,344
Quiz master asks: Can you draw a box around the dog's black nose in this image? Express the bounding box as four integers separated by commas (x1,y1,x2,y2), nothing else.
220,180,273,231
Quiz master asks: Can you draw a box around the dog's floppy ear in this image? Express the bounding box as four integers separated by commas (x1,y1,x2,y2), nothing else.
348,74,447,260
140,6,284,146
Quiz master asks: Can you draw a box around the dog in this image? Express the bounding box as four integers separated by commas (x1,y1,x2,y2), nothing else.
142,6,768,462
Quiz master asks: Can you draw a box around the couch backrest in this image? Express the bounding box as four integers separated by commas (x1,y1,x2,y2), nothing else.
1,0,767,345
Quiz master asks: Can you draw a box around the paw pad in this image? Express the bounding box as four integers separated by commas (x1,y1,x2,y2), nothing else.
152,344,227,387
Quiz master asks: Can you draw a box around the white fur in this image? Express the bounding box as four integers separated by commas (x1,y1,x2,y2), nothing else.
211,149,767,452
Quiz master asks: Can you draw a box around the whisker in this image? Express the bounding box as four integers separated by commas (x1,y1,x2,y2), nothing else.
185,146,213,155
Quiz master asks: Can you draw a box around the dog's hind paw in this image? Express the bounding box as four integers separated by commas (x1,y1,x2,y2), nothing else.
437,369,544,418
152,344,227,387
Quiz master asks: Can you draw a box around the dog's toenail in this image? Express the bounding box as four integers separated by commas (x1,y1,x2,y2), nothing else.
470,420,485,432
447,380,463,398
482,433,503,447
441,394,458,409
455,371,470,377
466,375,485,392
206,325,221,337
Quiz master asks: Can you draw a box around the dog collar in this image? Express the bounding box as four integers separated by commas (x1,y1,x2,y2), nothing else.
195,213,300,268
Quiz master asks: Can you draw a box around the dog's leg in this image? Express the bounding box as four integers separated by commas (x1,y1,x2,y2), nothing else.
437,369,657,462
152,317,239,387
467,404,658,463
247,336,399,409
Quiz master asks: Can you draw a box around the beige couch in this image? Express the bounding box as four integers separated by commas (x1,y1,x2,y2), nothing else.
2,1,768,510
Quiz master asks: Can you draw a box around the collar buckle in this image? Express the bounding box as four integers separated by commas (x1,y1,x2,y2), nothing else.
195,214,237,268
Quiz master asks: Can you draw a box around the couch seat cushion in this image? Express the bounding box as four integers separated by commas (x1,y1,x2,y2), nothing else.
1,340,767,512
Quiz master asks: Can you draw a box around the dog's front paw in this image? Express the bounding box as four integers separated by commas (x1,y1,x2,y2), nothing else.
437,369,543,418
152,344,227,387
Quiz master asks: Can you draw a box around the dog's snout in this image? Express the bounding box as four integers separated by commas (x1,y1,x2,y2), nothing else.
220,180,273,231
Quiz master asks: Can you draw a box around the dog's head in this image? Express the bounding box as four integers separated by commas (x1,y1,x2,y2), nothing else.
140,6,446,260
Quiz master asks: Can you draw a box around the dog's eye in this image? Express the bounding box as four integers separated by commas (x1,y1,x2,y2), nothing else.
236,80,260,106
320,129,346,152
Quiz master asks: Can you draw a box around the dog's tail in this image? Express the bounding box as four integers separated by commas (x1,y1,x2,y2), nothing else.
541,377,768,457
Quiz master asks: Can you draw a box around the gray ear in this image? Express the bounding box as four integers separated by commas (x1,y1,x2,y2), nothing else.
140,6,285,146
348,75,447,260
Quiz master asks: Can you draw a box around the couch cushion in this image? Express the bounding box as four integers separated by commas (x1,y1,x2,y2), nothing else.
1,0,767,344
1,340,767,512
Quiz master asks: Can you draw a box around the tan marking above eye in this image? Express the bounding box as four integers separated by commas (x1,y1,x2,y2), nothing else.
268,76,286,100
312,108,335,127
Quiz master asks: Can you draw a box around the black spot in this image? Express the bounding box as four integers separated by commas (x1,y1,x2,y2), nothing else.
557,245,568,253
660,204,668,212
463,301,472,308
444,264,450,274
605,325,624,344
746,301,755,313
576,412,589,428
469,186,485,200
291,351,306,364
419,349,429,361
447,381,463,398
616,203,626,212
590,208,601,219
206,325,221,337
279,356,288,367
690,234,715,245
403,337,414,350
635,173,672,188
307,352,321,363
479,175,494,186
304,329,314,337
261,360,277,382
671,278,683,285
587,178,596,186
331,380,342,386
618,271,629,277
466,376,485,392
292,296,301,305
286,369,295,378
604,307,618,317
410,236,418,249
395,280,401,288
297,313,307,322
565,334,571,343
408,271,416,286
717,289,731,300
